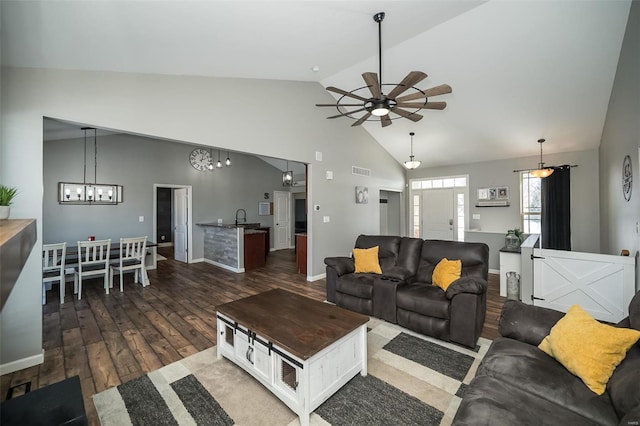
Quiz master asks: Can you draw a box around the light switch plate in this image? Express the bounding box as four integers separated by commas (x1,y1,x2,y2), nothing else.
473,214,481,220
316,151,323,161
139,216,144,222
323,216,330,223
314,205,320,211
326,171,333,180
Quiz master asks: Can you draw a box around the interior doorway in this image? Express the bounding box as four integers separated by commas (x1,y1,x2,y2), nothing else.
380,190,401,235
153,184,193,263
273,191,292,250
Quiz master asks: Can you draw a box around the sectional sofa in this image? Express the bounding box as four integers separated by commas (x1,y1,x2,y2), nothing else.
324,234,489,348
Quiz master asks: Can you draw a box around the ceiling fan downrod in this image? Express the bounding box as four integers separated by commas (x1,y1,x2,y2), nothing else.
374,12,385,95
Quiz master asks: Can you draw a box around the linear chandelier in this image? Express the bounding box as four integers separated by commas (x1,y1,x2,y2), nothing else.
58,127,123,205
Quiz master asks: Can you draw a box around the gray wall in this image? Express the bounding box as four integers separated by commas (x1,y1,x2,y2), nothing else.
43,133,287,259
1,69,405,371
599,1,640,288
408,149,600,253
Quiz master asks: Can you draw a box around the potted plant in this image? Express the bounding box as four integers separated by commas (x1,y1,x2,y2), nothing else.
505,227,524,249
0,185,19,220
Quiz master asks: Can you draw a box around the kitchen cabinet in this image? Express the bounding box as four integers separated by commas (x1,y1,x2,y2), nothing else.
296,233,307,275
244,231,267,270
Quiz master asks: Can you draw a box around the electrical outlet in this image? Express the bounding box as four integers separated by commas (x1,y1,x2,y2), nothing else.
314,205,320,211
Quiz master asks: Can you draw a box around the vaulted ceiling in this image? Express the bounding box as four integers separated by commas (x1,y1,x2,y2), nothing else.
1,1,632,168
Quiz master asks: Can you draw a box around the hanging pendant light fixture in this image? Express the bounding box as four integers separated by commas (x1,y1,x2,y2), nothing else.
529,138,554,178
225,151,231,167
216,150,223,168
282,160,293,186
208,147,215,170
58,127,122,205
404,132,421,169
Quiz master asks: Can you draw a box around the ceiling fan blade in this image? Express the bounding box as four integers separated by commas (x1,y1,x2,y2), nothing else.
391,107,423,122
386,71,428,99
381,115,392,127
352,112,372,127
326,86,369,102
396,84,453,103
362,72,381,99
395,101,447,110
326,107,367,119
315,103,363,107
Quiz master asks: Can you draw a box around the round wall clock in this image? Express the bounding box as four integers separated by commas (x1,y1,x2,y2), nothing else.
189,148,212,171
622,154,632,201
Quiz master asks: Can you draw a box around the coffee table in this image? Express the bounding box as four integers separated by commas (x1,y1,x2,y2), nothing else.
216,289,368,426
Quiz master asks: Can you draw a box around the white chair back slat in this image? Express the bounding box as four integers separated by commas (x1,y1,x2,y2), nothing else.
111,236,149,292
42,242,67,304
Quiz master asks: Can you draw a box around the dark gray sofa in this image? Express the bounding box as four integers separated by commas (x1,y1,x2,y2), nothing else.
453,293,640,425
324,235,489,348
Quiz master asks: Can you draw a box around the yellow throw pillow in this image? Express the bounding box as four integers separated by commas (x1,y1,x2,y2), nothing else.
432,258,462,291
538,304,640,395
352,246,382,274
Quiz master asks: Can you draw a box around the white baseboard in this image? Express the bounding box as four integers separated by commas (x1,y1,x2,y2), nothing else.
0,349,44,375
489,268,500,275
307,272,326,282
202,258,245,273
191,258,204,263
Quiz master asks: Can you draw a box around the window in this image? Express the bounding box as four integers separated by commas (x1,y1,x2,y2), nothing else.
521,172,541,233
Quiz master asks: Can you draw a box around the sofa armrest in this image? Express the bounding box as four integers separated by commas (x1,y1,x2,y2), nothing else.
498,300,565,346
382,266,413,281
324,256,355,276
445,276,487,299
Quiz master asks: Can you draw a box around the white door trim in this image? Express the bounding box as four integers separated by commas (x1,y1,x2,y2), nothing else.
152,183,193,263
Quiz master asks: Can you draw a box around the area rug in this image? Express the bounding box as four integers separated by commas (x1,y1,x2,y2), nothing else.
93,318,490,425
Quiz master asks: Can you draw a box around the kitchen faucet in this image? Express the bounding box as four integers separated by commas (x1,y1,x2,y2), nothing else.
235,208,247,226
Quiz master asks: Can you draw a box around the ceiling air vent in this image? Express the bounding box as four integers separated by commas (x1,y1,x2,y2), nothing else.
351,166,371,177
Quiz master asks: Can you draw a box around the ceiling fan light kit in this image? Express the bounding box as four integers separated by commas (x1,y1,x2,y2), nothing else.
316,11,452,128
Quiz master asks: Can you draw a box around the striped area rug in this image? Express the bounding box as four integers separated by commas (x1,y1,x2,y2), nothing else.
93,318,490,425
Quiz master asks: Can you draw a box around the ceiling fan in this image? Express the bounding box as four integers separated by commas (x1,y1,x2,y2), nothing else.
316,12,452,128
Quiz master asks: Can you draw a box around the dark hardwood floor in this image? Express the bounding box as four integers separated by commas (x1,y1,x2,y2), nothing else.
1,248,504,425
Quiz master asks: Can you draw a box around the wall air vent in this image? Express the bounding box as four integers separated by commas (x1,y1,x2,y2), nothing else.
351,166,371,177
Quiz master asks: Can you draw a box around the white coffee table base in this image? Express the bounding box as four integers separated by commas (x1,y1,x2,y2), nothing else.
217,313,367,426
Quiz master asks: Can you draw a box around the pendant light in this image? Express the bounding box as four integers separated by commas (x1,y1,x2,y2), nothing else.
225,151,231,167
404,132,421,169
216,150,222,168
208,147,214,170
282,160,293,186
529,138,554,178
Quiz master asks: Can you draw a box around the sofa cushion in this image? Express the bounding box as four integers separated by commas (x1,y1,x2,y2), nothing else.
499,300,565,346
607,342,640,419
454,375,609,426
477,337,619,425
432,258,461,291
352,246,382,274
354,235,400,272
336,274,374,299
396,283,449,319
538,304,640,395
415,240,489,283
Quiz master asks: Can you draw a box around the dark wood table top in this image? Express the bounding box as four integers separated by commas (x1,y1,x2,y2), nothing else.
216,289,368,360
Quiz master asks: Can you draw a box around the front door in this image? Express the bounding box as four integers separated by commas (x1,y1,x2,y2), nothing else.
422,188,454,240
173,188,188,263
273,191,291,250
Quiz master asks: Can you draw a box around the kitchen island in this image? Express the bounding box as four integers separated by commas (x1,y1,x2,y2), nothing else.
197,223,269,272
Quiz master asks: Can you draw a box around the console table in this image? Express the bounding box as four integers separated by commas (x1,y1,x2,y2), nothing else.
216,289,368,426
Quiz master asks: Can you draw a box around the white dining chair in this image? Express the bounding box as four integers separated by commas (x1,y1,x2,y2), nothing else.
74,239,111,300
110,236,149,292
42,242,67,304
